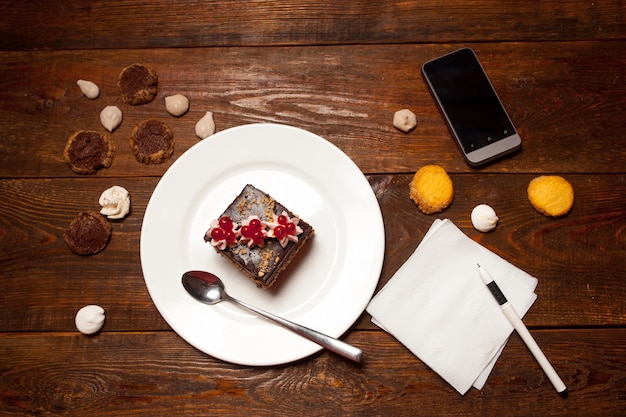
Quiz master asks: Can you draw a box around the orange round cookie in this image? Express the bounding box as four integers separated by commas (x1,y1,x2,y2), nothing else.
409,165,454,214
130,119,174,164
63,130,115,175
527,175,574,217
118,63,158,105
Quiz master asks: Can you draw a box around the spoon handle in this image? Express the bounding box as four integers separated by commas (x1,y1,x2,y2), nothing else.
228,296,363,362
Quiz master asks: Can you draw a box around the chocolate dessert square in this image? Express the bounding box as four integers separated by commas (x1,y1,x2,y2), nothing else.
204,184,314,288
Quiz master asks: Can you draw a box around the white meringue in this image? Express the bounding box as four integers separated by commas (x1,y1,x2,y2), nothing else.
393,109,417,132
165,94,190,117
99,186,131,219
471,204,499,232
100,105,123,132
76,79,100,99
75,305,105,335
195,111,216,139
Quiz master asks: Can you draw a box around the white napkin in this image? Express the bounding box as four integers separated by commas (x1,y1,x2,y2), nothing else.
367,219,538,395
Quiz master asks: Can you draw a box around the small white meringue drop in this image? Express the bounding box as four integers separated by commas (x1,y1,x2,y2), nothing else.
195,111,216,139
75,305,105,335
165,94,190,117
393,109,417,132
100,105,123,132
471,204,499,232
76,79,100,99
99,185,130,219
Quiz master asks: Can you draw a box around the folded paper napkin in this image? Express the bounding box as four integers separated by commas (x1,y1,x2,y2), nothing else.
366,219,538,395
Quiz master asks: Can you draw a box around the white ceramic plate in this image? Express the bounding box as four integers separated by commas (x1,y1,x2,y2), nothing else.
141,123,384,365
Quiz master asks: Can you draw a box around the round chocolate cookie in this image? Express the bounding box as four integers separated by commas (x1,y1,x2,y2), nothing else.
63,130,115,175
118,63,158,105
130,119,174,164
64,211,112,255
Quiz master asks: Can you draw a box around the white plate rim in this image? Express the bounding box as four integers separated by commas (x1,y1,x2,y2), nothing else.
141,123,384,365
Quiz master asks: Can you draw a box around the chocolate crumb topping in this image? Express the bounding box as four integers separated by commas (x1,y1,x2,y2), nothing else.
63,130,115,175
135,120,171,154
118,63,158,105
130,119,174,164
64,211,112,255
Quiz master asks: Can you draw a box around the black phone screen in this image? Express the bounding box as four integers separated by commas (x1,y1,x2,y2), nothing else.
422,48,516,153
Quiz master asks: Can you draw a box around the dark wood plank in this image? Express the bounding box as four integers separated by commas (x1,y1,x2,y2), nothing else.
1,173,624,331
1,330,624,416
1,42,625,178
1,0,624,50
1,2,625,415
372,173,626,329
0,177,164,332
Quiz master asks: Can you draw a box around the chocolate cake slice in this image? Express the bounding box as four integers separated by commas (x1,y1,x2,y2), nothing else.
204,184,314,289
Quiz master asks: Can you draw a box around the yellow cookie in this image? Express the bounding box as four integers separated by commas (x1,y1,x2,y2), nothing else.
409,165,454,214
527,175,574,217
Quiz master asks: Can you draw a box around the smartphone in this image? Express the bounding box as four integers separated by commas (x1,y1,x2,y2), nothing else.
422,48,521,166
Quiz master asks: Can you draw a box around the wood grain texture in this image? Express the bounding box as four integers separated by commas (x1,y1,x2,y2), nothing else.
1,330,624,416
1,42,625,178
1,0,625,50
1,1,625,415
1,174,624,332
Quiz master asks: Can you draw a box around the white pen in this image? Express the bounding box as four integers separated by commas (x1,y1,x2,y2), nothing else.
477,264,568,397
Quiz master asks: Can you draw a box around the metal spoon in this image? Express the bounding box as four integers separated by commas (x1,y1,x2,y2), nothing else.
182,270,363,362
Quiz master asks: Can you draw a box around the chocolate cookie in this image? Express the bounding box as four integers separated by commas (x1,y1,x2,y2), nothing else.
130,119,174,164
118,63,158,105
63,130,115,175
64,211,112,255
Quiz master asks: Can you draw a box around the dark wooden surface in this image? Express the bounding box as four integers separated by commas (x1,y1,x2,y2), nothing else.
1,1,625,416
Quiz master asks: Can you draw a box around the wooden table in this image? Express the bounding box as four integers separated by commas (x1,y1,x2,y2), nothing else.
1,1,625,415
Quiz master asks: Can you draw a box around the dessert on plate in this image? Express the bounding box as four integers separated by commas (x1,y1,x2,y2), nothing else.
204,184,314,289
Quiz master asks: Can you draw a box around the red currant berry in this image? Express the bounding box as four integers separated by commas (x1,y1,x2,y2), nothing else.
286,222,296,234
241,225,252,238
273,225,286,239
219,216,233,231
224,231,236,243
253,231,264,245
211,228,225,240
277,215,288,225
249,218,262,231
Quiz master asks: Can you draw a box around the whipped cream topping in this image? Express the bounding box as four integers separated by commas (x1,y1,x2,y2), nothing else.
268,211,303,248
471,204,499,232
99,186,131,219
239,216,267,248
75,305,105,335
205,217,240,250
205,213,304,250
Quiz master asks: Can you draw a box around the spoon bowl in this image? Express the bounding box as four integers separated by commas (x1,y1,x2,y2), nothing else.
182,270,227,305
182,270,363,362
